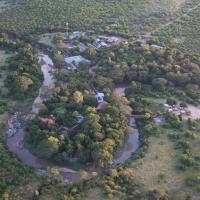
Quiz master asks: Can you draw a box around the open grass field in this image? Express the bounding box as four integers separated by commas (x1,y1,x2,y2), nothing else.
144,97,166,113
131,135,183,190
129,127,200,199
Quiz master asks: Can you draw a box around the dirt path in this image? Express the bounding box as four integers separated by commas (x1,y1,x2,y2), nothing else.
32,54,55,115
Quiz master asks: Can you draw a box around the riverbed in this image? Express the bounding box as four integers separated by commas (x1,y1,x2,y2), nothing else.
114,129,139,164
32,54,55,115
113,87,140,164
6,55,140,182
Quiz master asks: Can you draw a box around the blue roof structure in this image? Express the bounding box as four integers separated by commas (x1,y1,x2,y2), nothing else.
151,44,163,49
76,115,84,124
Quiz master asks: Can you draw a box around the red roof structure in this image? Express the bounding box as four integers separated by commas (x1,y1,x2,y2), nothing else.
96,101,109,111
59,134,65,141
40,117,54,127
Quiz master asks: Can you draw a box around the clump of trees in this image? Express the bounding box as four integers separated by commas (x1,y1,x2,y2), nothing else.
100,168,143,199
0,33,42,99
165,112,182,128
95,43,200,104
27,62,129,167
0,101,9,114
0,0,161,36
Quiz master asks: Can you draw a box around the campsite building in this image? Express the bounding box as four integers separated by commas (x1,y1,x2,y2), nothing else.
64,55,90,70
95,92,105,103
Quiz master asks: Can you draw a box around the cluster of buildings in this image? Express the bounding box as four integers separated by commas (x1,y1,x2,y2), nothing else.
7,112,21,137
164,103,189,116
60,31,127,71
90,35,127,49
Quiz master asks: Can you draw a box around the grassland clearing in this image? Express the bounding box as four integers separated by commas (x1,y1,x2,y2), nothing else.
129,121,200,199
130,135,182,190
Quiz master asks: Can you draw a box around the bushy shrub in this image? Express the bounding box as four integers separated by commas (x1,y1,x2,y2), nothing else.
179,154,195,168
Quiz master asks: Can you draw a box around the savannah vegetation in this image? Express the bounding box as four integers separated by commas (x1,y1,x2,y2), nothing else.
157,0,200,55
0,0,198,37
0,0,200,199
